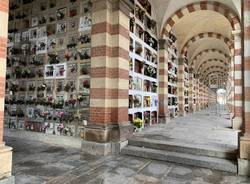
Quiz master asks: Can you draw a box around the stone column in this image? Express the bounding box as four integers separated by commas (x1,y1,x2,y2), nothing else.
0,0,14,183
229,56,235,120
158,39,170,123
188,67,194,113
196,78,200,111
238,0,250,175
232,30,243,130
178,58,185,116
81,0,133,155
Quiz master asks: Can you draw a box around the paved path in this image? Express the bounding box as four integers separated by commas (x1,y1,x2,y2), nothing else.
134,105,238,151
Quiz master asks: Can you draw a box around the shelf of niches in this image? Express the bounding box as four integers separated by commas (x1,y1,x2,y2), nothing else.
132,0,157,38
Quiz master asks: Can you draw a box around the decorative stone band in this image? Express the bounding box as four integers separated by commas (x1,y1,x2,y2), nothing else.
191,49,230,67
181,32,233,55
161,1,240,38
197,59,229,74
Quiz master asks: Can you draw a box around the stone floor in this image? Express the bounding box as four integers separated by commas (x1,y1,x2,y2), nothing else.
137,105,238,150
4,136,250,184
4,105,250,184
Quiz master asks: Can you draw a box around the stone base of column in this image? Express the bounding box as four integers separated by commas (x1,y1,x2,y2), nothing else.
238,134,250,175
0,176,15,184
232,117,243,130
0,144,13,183
158,115,170,124
81,123,133,156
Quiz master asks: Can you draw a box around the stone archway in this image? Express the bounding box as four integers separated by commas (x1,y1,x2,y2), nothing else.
161,1,240,38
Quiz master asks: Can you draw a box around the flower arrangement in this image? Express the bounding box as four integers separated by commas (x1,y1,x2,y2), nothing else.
133,117,144,128
77,94,84,102
79,34,91,44
37,83,46,91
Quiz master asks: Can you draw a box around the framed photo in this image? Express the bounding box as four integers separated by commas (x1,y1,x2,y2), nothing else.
31,17,38,27
78,16,92,32
15,32,21,43
79,32,91,45
47,24,56,36
36,37,47,54
22,30,29,42
56,36,66,50
45,64,54,79
47,36,56,51
79,63,90,76
67,63,77,78
56,7,66,20
69,5,78,18
82,1,92,15
8,33,14,46
79,78,90,94
68,18,78,32
56,21,67,34
29,27,38,41
39,15,47,25
55,63,67,78
78,48,91,60
48,13,56,23
38,26,47,38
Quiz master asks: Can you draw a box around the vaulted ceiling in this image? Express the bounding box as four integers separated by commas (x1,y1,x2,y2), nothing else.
149,0,241,88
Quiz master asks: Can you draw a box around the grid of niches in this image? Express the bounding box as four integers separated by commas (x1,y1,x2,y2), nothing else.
5,0,92,137
128,0,158,129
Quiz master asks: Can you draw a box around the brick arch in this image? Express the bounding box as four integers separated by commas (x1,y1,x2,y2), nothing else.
191,49,230,66
181,32,234,55
204,72,227,82
161,1,240,38
196,59,229,73
198,65,228,75
200,69,228,80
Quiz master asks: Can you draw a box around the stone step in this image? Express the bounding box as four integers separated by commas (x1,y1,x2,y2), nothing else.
121,146,237,173
128,137,237,160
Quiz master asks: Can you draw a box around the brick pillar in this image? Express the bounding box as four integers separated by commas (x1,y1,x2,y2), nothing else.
158,39,170,123
81,0,133,155
196,78,201,111
230,56,235,120
232,30,243,130
238,0,250,175
188,67,194,113
178,58,185,116
0,0,14,182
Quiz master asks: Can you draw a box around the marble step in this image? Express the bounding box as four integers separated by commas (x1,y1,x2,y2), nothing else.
128,137,237,160
121,145,237,173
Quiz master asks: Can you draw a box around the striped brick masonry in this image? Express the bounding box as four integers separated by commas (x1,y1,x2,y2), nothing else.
178,58,185,116
158,39,170,123
0,0,13,182
188,67,194,113
232,30,243,130
191,49,230,67
161,1,240,38
81,0,133,156
181,32,233,56
238,0,250,175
